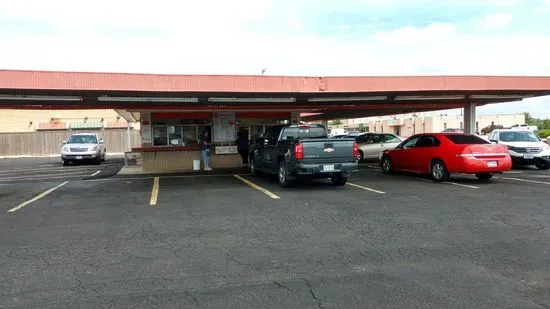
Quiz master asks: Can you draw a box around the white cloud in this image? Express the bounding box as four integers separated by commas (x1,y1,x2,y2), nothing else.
480,12,513,29
536,0,550,12
0,1,549,116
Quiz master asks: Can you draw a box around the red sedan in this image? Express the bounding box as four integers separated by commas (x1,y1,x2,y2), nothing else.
380,133,512,181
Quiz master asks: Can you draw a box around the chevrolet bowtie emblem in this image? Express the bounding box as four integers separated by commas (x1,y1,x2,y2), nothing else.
324,148,334,153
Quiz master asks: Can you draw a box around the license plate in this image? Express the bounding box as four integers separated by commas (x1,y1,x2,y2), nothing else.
524,154,534,159
487,161,497,167
323,164,335,171
76,156,83,160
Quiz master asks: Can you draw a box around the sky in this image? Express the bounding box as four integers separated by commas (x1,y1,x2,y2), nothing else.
0,0,549,118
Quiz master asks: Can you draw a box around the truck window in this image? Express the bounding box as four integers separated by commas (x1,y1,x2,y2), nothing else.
280,127,327,140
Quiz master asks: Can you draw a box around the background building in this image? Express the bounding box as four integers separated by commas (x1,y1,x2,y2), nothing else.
0,109,137,133
0,109,139,157
329,112,526,137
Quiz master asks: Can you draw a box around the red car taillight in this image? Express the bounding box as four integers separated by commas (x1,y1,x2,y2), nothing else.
295,143,304,160
353,142,359,158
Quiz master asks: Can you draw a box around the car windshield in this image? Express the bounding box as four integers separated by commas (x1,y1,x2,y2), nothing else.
67,135,97,144
499,131,540,142
444,134,490,144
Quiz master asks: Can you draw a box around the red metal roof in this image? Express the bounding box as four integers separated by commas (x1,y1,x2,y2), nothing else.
1,69,550,93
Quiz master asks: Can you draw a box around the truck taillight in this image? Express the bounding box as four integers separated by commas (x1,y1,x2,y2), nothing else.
353,142,359,158
295,143,304,160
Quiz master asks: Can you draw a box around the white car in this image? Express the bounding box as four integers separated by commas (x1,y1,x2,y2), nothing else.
61,133,106,165
356,133,402,161
488,129,550,170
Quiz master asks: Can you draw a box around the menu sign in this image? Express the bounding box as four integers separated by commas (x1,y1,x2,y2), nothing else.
141,112,152,145
215,145,238,155
213,112,236,142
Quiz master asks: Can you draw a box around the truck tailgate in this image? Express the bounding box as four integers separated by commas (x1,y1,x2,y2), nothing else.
299,138,356,164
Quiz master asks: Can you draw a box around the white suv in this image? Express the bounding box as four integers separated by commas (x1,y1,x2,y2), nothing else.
489,129,549,169
61,133,106,165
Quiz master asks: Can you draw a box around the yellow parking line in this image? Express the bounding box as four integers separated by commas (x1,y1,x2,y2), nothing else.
233,175,280,199
8,181,69,213
149,177,160,206
347,182,386,194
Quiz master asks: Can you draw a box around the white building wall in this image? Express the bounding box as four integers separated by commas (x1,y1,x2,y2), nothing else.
329,113,526,137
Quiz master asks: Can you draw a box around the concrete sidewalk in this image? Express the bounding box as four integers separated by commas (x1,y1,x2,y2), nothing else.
116,165,248,177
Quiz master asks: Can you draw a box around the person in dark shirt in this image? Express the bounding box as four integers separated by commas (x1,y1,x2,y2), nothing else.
236,131,249,167
199,130,212,171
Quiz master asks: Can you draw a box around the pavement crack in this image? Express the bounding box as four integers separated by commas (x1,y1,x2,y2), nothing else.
273,281,293,293
185,289,200,306
302,278,324,309
217,249,245,266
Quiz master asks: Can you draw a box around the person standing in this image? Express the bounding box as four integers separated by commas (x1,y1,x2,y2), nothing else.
199,130,212,171
236,131,249,167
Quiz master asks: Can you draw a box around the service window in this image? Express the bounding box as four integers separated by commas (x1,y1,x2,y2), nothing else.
153,126,168,146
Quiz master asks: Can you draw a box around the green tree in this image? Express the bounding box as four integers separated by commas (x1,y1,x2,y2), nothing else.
524,112,535,125
330,119,343,125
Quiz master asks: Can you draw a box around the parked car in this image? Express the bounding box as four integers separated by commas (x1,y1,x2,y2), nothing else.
379,133,512,181
442,128,463,133
480,124,504,135
61,132,106,165
534,149,550,170
356,133,402,161
510,124,537,131
488,129,550,169
331,132,366,139
249,124,359,187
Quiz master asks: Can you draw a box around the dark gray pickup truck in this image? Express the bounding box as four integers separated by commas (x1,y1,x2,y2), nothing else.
248,124,359,187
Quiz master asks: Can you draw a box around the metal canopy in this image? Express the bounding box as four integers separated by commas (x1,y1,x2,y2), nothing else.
1,70,549,121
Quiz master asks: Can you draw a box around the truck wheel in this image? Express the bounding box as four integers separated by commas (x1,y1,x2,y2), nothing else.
331,173,348,186
430,159,450,182
278,161,294,187
249,157,261,177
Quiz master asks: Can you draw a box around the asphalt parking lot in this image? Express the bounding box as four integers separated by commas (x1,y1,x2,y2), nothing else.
1,159,549,309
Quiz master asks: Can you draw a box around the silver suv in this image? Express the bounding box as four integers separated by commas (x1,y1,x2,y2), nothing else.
61,133,106,165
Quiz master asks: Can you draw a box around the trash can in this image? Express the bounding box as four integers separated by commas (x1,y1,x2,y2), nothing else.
193,160,201,171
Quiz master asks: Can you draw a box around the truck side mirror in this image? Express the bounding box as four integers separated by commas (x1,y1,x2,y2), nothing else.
62,140,66,144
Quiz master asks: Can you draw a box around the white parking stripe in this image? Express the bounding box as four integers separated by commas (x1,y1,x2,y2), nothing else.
444,182,480,189
415,177,479,189
523,174,550,178
90,170,101,176
415,177,431,182
8,181,69,213
347,182,386,194
502,177,550,185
